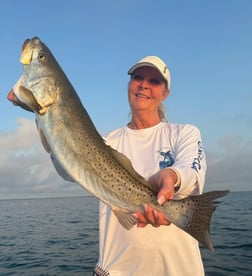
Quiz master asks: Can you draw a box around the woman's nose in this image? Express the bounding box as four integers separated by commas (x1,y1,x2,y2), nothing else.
138,79,149,89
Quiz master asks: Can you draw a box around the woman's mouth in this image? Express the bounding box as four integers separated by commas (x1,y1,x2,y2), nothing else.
135,93,150,99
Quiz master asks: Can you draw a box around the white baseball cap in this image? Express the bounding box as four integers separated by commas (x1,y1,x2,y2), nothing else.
128,56,171,89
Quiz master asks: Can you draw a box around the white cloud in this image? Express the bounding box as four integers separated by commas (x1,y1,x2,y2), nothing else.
0,118,86,199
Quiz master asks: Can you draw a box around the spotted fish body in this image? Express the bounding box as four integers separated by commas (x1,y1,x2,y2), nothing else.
8,37,229,252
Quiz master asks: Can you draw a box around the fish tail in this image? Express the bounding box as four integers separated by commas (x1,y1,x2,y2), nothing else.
165,190,230,252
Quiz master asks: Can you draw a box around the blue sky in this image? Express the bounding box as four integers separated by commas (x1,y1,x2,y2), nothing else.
0,0,251,199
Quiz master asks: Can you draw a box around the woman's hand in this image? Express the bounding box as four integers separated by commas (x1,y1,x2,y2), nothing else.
134,168,179,227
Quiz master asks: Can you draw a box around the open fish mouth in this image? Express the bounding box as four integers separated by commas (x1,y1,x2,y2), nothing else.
7,88,33,112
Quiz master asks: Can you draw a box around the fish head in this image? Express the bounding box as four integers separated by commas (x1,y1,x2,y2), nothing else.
7,37,60,114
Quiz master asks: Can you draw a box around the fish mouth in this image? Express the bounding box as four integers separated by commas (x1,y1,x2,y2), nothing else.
19,37,41,65
6,37,41,112
7,89,33,112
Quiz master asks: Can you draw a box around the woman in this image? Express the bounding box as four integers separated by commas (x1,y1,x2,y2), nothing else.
94,56,206,275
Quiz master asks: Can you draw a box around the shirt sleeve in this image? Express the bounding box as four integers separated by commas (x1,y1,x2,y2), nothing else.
172,124,206,197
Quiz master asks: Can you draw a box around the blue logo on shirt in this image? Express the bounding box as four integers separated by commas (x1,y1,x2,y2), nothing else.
191,141,203,172
159,150,174,169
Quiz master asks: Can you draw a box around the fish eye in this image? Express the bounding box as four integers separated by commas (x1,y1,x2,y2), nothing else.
38,53,46,61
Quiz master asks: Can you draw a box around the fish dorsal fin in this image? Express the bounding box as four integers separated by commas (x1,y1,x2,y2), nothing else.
109,146,157,192
112,209,138,230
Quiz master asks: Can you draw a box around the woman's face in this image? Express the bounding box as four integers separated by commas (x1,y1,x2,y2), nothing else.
128,66,169,116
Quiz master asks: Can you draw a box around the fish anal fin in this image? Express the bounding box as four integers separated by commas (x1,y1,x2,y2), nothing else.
112,209,138,230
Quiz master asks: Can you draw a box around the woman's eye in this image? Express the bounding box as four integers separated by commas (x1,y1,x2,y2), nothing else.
132,75,163,85
149,79,162,85
132,75,144,81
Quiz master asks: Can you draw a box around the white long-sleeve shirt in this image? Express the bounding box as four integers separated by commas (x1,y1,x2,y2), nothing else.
96,122,206,276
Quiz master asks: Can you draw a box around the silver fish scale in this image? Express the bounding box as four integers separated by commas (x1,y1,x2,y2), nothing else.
78,140,156,212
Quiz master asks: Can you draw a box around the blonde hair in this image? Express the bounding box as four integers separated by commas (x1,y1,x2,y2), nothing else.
128,104,167,122
158,103,168,122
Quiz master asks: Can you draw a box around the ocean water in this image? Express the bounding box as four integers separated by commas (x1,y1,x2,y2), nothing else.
0,192,251,275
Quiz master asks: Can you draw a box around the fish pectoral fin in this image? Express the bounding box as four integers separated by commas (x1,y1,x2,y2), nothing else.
112,209,138,230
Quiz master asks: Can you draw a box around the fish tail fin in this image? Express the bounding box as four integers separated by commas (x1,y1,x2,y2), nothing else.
165,190,230,252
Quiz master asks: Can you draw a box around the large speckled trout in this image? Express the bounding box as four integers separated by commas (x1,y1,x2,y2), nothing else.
7,37,229,251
